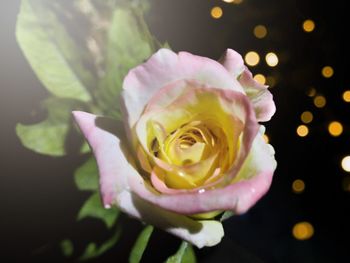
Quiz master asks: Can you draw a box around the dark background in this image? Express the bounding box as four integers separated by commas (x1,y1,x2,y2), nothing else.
1,0,349,262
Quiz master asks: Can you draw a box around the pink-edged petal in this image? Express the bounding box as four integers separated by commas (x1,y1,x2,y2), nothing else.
239,68,276,122
131,170,273,215
72,111,224,248
117,190,224,248
72,111,129,208
220,49,276,122
129,125,276,215
239,67,268,91
121,48,244,131
219,48,245,78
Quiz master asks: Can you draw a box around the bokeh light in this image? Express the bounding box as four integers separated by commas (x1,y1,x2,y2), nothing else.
342,90,350,102
322,66,334,78
254,25,267,39
297,125,309,137
328,121,343,137
228,0,243,4
253,74,266,85
265,52,279,67
301,111,313,124
341,156,350,172
293,222,314,240
266,76,276,87
342,177,350,192
292,179,305,194
245,51,260,66
313,95,326,108
211,6,223,19
307,87,316,97
302,19,315,32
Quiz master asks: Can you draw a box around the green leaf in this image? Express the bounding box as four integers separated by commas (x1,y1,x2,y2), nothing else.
78,192,119,229
220,211,235,222
162,41,172,49
74,157,99,191
16,98,81,156
79,141,91,154
129,225,154,263
79,226,122,261
16,0,93,102
60,239,74,257
95,7,154,116
166,242,196,263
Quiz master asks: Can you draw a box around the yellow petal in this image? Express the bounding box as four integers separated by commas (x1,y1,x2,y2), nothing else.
164,153,219,189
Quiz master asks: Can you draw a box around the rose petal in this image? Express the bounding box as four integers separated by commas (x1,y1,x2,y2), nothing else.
219,48,245,78
219,49,276,122
239,68,276,122
121,48,244,131
72,111,224,248
73,111,129,208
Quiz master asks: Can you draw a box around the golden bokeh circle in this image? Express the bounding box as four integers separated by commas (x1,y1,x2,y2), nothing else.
342,90,350,102
254,25,267,39
301,111,313,124
297,125,309,137
322,66,334,78
265,52,279,67
328,121,343,137
293,222,314,240
313,95,326,108
245,51,260,66
302,19,315,32
211,6,223,19
341,156,350,172
292,179,305,193
253,74,266,85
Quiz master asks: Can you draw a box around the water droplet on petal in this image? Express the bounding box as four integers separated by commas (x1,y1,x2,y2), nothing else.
199,189,205,194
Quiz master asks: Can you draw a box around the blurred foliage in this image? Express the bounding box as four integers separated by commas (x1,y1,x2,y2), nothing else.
79,226,122,261
129,225,154,263
74,157,99,191
77,192,120,229
16,0,93,102
16,0,162,156
60,239,74,257
94,7,155,118
221,211,235,221
16,97,85,156
165,241,196,263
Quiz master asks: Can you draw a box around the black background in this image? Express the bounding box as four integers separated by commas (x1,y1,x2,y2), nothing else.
0,0,349,262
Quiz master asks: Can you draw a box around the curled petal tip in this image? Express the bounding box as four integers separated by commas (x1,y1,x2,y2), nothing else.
219,48,245,78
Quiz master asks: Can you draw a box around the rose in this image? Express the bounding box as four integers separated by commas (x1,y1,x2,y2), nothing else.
73,48,277,248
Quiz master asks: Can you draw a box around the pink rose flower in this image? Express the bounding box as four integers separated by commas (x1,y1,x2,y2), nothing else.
73,49,277,248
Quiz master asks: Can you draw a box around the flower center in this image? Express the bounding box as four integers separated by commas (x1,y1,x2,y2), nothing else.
148,118,234,189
